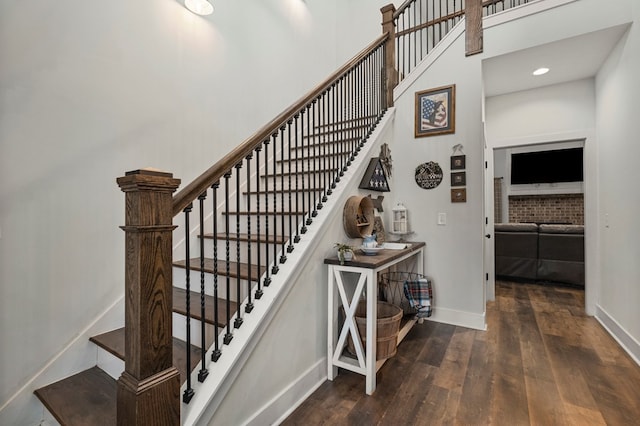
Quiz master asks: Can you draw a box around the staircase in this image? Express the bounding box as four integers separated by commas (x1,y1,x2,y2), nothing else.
30,1,523,424
34,31,390,423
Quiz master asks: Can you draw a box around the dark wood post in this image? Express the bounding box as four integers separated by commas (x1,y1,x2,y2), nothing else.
116,169,182,426
381,4,397,108
465,0,483,56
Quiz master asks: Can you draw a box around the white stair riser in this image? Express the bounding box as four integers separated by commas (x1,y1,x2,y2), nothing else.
96,346,125,380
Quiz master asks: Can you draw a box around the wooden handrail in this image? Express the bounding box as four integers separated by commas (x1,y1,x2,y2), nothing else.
395,9,466,38
393,0,416,19
172,33,389,217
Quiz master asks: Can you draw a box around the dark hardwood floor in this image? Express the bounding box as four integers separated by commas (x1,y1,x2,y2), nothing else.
282,281,640,425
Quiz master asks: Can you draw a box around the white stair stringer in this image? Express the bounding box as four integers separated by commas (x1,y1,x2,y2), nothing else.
180,107,396,426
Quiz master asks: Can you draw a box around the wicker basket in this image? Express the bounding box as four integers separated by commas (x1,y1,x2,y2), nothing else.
380,272,430,315
346,300,403,360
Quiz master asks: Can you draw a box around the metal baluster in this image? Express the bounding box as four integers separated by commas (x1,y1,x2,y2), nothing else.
396,14,401,82
293,113,301,244
271,132,280,275
357,62,364,150
263,139,272,286
311,99,318,218
234,164,243,329
367,53,373,133
182,203,194,403
419,0,423,61
339,77,347,173
254,146,264,299
350,69,358,160
300,108,308,234
211,182,222,362
197,192,209,383
305,104,313,227
245,154,254,313
279,124,287,263
412,3,416,73
317,92,329,210
287,119,295,251
332,82,340,186
223,172,233,345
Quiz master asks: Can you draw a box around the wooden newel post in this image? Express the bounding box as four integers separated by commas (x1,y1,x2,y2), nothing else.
116,169,182,426
381,4,397,108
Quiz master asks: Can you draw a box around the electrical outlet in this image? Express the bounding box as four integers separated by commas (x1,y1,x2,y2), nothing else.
437,213,447,225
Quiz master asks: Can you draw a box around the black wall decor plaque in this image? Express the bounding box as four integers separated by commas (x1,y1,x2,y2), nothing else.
415,161,443,189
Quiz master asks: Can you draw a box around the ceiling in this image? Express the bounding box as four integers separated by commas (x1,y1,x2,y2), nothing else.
482,24,630,97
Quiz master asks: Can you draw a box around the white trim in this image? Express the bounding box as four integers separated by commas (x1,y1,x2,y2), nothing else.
245,359,326,426
595,305,640,367
425,307,486,331
484,0,578,29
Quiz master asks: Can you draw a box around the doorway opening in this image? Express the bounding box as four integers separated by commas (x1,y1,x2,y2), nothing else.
492,140,586,295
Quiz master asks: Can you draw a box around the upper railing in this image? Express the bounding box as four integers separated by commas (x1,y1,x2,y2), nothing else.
393,0,533,81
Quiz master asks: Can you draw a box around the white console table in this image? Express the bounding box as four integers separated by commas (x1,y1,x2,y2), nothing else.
324,242,425,394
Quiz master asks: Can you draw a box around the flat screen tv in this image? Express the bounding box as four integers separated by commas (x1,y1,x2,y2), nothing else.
510,148,583,185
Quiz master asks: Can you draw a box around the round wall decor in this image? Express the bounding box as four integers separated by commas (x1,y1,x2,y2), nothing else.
415,161,443,189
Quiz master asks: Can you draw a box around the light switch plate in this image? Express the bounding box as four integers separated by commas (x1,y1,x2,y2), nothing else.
438,213,447,225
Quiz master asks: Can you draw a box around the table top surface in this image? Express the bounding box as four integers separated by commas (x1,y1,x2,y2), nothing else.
324,241,425,269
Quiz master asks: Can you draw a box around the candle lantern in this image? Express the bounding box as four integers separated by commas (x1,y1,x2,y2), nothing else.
392,203,408,234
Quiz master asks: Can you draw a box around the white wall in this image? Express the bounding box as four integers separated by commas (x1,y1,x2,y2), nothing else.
486,79,595,144
595,3,640,361
0,0,395,416
392,28,487,328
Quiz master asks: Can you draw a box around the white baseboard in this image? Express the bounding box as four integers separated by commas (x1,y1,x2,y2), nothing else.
595,305,640,366
426,307,487,331
244,359,326,426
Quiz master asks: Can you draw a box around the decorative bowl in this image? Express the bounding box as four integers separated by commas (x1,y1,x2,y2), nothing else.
360,246,384,256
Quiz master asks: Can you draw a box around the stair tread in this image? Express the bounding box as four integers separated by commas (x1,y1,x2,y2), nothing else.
276,152,351,163
172,286,237,327
244,187,324,194
261,168,340,177
223,210,306,216
293,136,362,148
174,258,266,282
202,232,287,244
89,327,204,385
34,366,117,426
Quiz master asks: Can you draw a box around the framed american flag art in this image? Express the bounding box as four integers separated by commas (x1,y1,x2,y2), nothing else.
415,84,455,138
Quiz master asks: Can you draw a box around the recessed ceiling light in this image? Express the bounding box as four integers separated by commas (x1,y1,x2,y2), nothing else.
185,0,213,15
532,67,550,76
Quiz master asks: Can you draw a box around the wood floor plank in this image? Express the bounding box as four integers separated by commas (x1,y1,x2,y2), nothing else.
282,281,640,425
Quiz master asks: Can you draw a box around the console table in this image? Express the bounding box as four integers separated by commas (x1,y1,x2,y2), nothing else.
324,242,425,394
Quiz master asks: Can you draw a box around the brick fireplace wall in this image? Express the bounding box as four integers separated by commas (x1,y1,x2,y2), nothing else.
509,194,584,225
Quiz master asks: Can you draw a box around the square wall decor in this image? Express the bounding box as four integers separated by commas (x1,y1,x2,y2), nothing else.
415,84,456,138
451,172,466,187
451,188,467,203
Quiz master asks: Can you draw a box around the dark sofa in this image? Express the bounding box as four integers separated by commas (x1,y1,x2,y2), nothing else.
494,223,584,286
